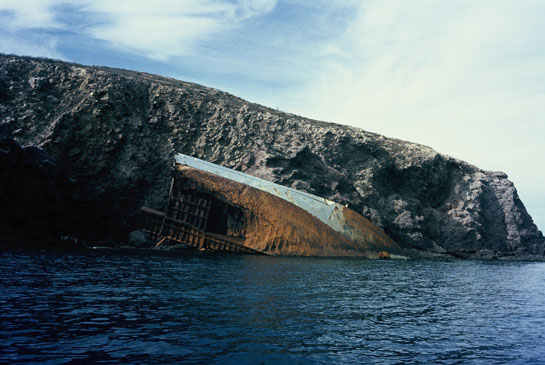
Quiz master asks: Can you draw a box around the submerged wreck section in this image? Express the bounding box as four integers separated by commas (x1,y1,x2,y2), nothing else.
141,202,260,254
141,155,405,257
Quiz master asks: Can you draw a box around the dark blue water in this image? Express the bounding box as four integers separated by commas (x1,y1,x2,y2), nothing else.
1,249,545,364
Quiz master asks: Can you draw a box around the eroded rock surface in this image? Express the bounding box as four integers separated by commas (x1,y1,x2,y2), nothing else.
1,55,543,258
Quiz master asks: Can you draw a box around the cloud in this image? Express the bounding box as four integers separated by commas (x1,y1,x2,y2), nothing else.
280,0,545,230
0,0,63,57
0,0,61,30
288,0,545,165
78,0,229,60
0,0,278,60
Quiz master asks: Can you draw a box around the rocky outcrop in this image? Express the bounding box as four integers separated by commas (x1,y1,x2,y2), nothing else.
1,54,543,258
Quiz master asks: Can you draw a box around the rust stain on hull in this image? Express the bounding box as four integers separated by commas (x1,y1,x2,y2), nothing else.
340,206,402,258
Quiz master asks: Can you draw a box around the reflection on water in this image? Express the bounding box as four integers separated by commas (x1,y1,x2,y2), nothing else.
1,249,545,363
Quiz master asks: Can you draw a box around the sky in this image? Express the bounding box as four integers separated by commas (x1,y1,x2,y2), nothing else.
1,0,544,232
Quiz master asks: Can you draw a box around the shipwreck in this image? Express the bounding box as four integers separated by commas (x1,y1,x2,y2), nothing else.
140,154,405,258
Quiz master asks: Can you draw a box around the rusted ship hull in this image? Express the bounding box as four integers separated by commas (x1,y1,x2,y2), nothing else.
141,156,405,258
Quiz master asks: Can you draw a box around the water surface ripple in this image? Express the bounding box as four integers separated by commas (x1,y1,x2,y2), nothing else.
1,249,544,363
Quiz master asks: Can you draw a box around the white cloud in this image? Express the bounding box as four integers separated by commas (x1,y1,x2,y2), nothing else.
76,0,228,59
0,0,61,30
0,0,63,56
281,0,545,230
285,1,545,163
0,0,277,60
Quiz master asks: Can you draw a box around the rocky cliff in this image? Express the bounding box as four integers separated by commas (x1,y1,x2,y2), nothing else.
1,55,543,258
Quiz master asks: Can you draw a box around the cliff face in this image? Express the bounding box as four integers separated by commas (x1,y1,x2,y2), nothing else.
1,55,543,258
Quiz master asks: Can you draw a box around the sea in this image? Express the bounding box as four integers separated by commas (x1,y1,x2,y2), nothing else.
1,248,544,364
